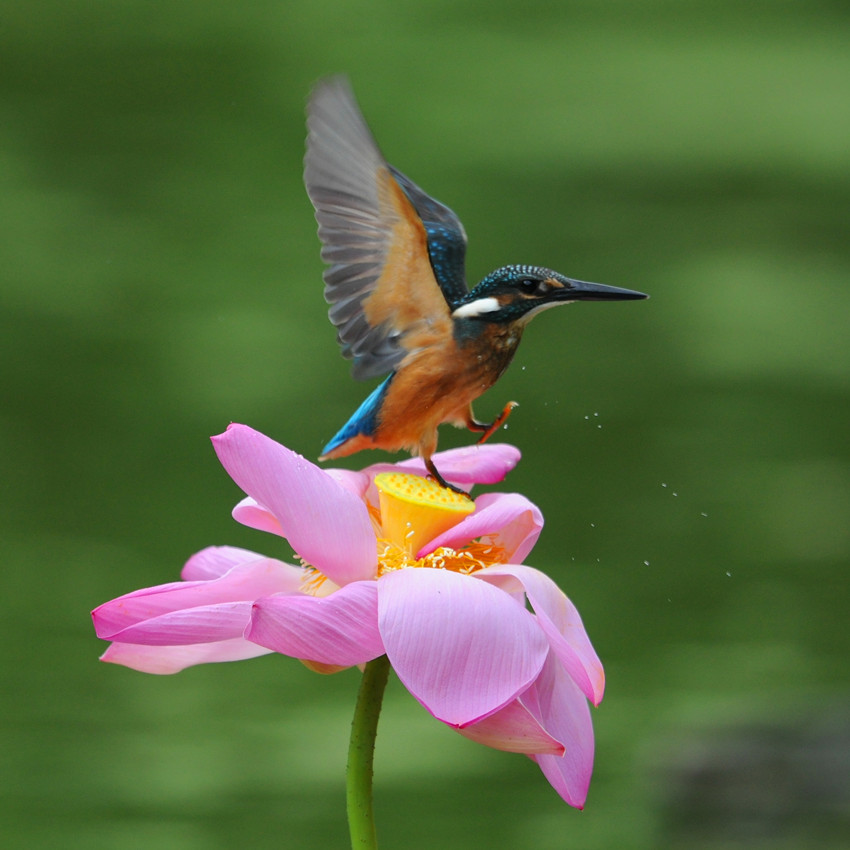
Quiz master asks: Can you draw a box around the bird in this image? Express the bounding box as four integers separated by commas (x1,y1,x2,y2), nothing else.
304,77,647,492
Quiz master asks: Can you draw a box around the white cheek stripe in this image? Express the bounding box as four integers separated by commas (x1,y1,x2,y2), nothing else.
452,297,501,319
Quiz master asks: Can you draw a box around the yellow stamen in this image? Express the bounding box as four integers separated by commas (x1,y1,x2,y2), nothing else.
299,566,340,597
374,472,474,556
376,537,507,577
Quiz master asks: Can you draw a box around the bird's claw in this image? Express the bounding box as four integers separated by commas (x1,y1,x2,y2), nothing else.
476,401,518,444
424,457,471,496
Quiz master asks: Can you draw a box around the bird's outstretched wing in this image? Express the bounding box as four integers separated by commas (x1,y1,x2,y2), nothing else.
304,77,469,380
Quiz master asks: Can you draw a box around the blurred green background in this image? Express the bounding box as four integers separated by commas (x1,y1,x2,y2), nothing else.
3,1,849,848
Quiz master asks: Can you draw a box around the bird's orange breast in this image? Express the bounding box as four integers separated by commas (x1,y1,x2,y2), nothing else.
368,324,523,455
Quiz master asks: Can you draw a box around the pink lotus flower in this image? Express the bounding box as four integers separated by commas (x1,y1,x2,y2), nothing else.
92,424,604,807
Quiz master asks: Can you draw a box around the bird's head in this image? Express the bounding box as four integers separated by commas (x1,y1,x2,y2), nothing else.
452,265,647,325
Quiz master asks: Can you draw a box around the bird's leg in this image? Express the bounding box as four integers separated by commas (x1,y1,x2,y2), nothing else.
466,401,518,444
424,455,468,496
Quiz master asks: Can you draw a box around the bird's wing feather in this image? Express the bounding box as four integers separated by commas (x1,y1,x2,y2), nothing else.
304,77,468,380
388,166,469,307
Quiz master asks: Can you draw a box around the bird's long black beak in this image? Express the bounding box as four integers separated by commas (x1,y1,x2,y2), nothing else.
559,278,648,301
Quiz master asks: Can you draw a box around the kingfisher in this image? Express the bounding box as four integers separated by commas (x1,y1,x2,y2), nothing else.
305,77,647,491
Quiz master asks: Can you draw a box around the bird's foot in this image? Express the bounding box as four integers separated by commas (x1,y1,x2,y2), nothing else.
424,457,469,496
476,401,518,444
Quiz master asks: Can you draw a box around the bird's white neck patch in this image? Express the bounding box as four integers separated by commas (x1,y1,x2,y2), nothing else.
452,297,501,319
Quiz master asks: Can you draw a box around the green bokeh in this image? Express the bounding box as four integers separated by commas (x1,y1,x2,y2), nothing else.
3,2,849,848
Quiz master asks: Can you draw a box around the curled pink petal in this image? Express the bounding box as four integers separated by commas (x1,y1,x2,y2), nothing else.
231,497,285,537
93,558,304,640
421,492,543,562
248,581,383,667
362,443,521,486
455,697,565,755
182,545,271,581
476,565,605,705
523,654,595,808
212,424,377,585
377,568,547,727
101,638,273,674
99,601,255,645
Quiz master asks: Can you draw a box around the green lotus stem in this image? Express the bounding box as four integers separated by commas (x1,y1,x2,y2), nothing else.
346,654,391,849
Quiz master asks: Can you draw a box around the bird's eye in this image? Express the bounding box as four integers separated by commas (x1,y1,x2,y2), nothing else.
518,278,548,296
